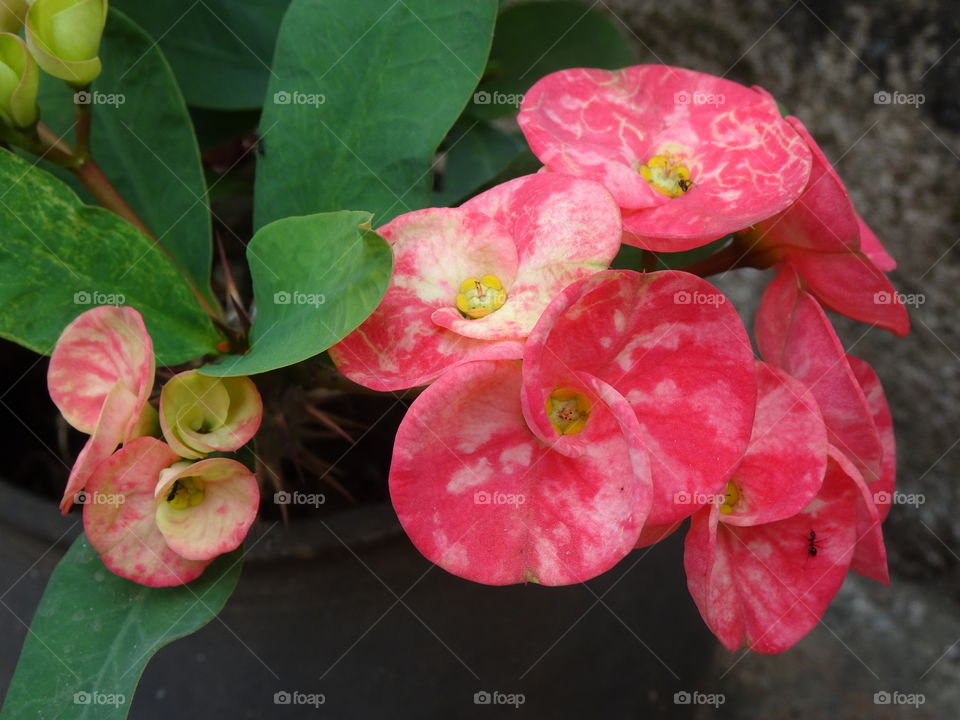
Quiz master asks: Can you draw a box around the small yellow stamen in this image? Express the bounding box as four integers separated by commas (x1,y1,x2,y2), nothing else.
545,388,591,435
166,477,206,510
639,152,693,198
455,274,507,319
719,479,741,515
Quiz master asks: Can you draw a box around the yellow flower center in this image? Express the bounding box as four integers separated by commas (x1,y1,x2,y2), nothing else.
719,479,741,515
166,477,206,510
545,388,591,435
640,152,694,198
455,274,507,319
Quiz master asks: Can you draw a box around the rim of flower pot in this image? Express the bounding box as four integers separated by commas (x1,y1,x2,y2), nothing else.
0,478,404,565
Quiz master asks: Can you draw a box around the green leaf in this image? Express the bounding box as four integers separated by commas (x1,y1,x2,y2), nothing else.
254,0,497,229
433,122,527,206
0,149,221,365
110,0,291,110
201,211,392,376
34,8,215,304
469,0,636,120
0,535,242,720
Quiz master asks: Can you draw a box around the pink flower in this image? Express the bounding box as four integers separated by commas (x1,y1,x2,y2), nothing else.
83,437,259,587
47,306,155,513
329,173,623,390
390,358,652,585
389,270,756,585
517,65,812,251
736,117,908,336
522,269,757,536
685,448,867,653
757,266,892,584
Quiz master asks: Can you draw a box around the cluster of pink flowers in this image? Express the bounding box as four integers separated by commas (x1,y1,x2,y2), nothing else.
47,306,262,587
333,65,908,652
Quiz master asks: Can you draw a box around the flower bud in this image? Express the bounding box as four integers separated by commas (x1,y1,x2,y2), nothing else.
0,33,38,127
159,371,263,460
25,0,108,87
0,0,28,33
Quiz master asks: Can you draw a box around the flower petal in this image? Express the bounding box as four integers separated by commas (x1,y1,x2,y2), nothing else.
459,173,622,331
784,249,909,336
154,458,259,561
857,213,896,271
159,371,262,459
722,361,827,526
746,116,859,254
83,437,209,587
832,445,888,585
684,450,858,653
59,381,139,514
756,266,883,483
390,360,651,586
523,269,756,526
47,305,154,439
329,207,523,390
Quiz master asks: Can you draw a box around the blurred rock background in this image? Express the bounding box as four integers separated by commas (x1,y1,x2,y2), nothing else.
600,0,959,716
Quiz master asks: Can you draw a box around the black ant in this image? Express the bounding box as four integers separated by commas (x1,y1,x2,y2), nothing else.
806,530,822,557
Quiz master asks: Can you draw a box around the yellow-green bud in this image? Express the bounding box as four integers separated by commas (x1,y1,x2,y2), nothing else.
0,33,38,128
26,0,108,87
0,0,28,34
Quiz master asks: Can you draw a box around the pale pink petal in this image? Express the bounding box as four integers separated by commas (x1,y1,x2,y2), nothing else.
756,265,883,483
60,382,139,514
784,249,910,336
722,361,827,526
48,306,154,440
83,437,210,587
329,206,526,390
390,360,651,586
685,451,858,653
154,458,259,561
523,269,756,526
